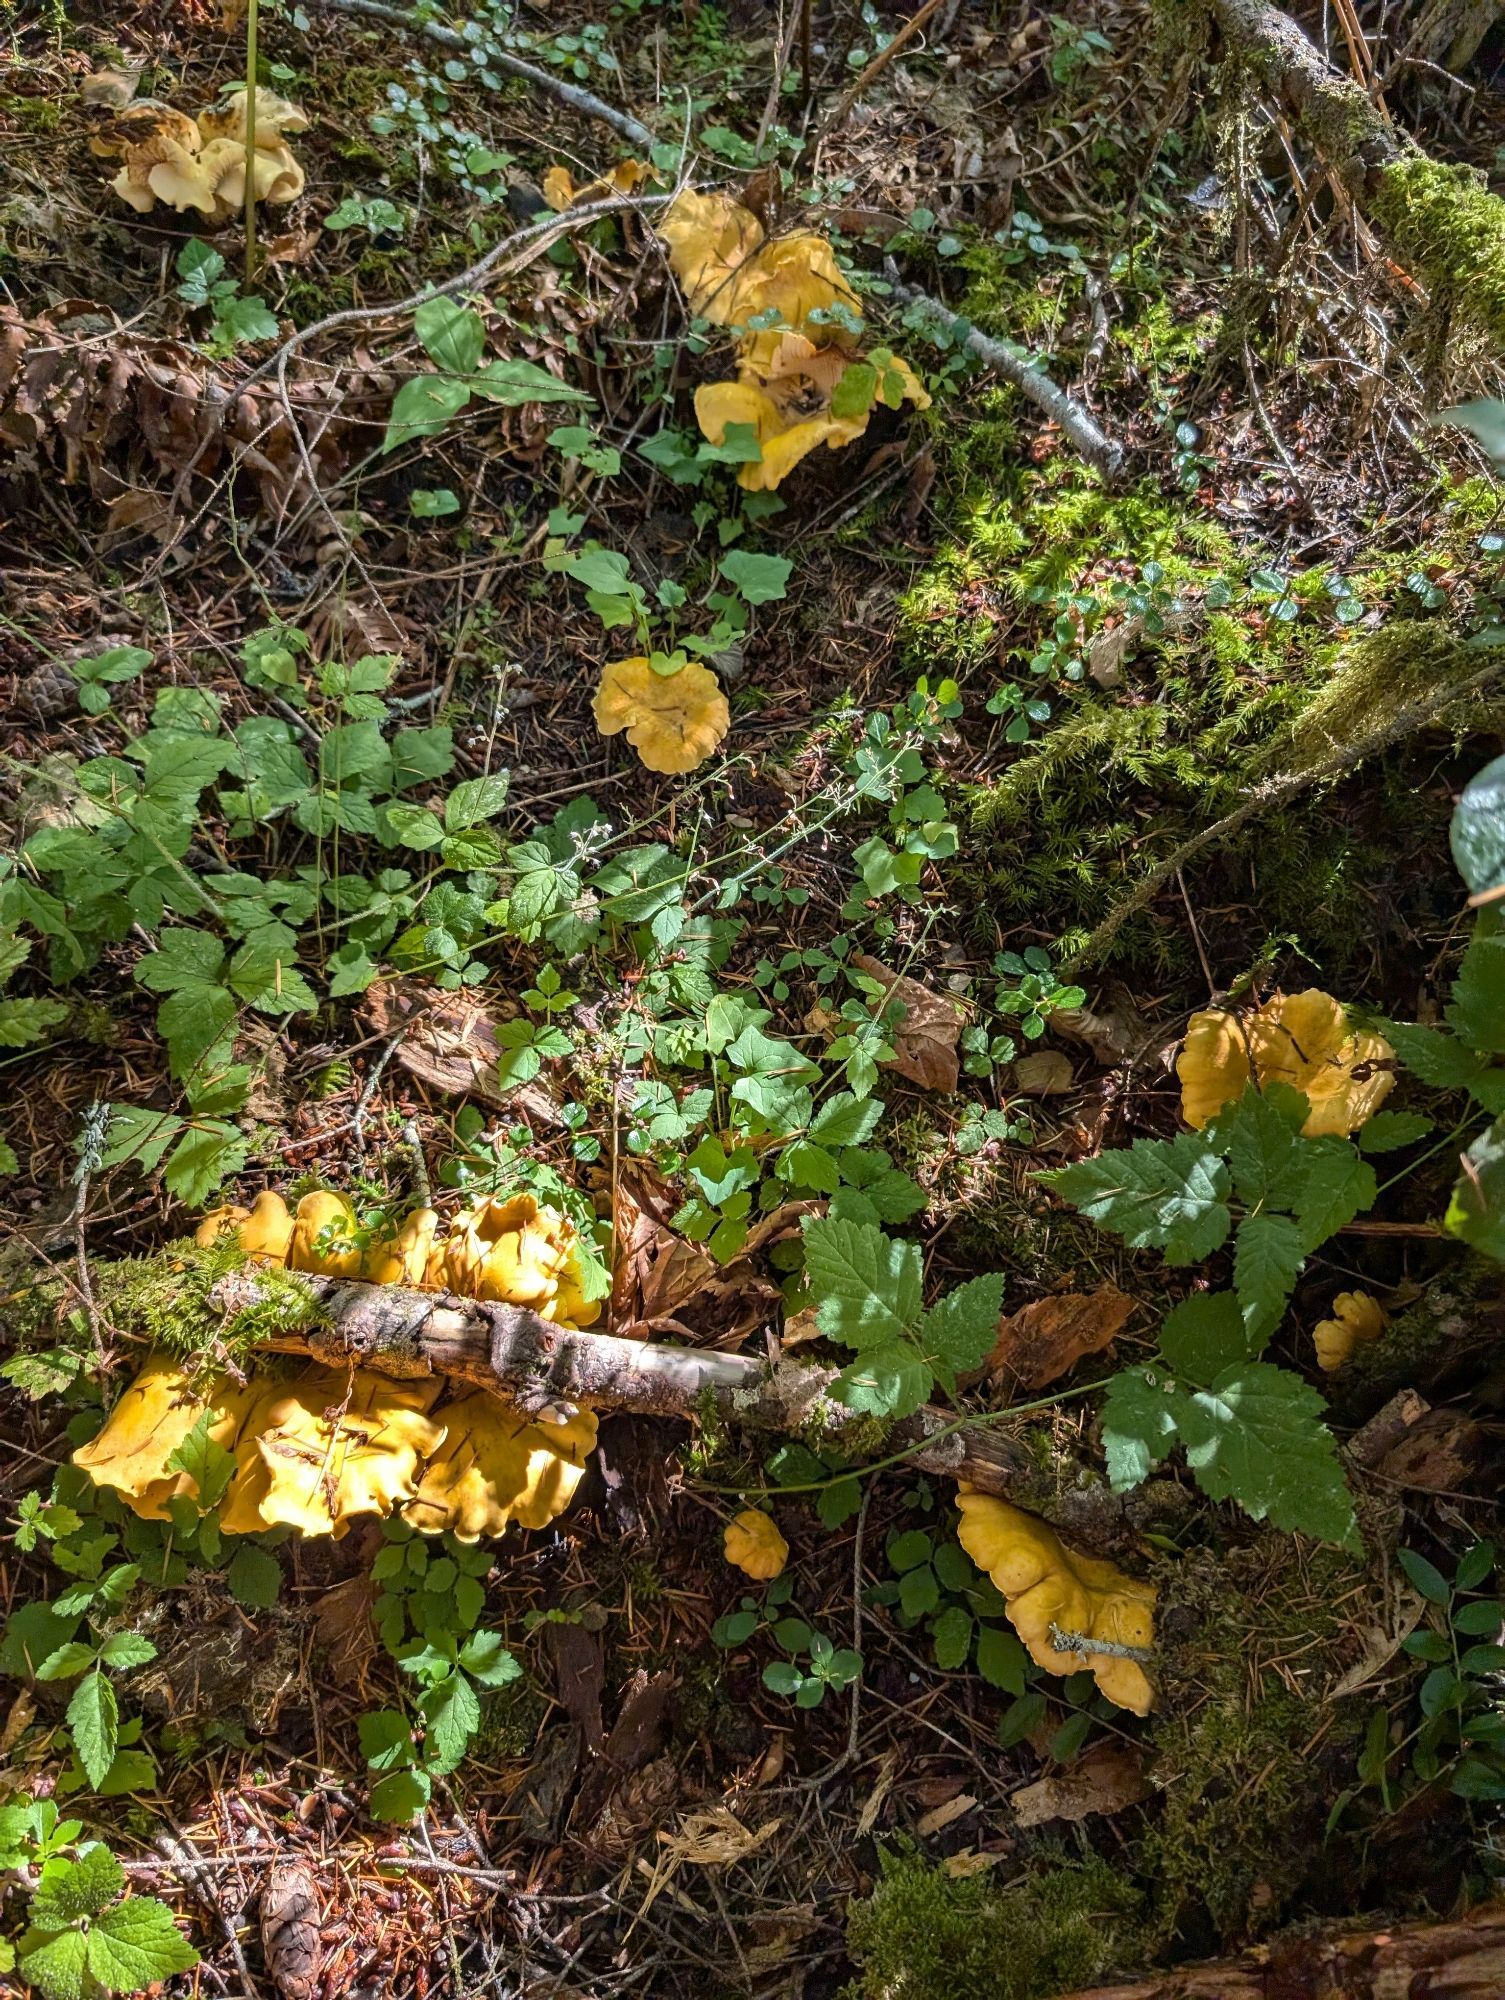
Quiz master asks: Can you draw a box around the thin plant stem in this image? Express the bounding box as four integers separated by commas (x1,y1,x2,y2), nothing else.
243,0,259,290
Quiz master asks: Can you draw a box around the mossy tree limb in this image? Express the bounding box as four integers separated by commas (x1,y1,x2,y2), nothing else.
1193,0,1505,344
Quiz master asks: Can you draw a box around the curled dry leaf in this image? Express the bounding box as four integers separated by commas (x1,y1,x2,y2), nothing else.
852,952,963,1093
1011,1049,1075,1097
1010,1741,1151,1828
1312,1289,1388,1372
594,655,730,774
1178,989,1394,1137
723,1508,789,1580
982,1286,1135,1396
956,1490,1156,1715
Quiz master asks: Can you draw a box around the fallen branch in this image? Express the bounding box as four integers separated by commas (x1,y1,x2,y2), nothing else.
884,269,1124,480
209,1268,1098,1518
1058,1899,1505,1997
306,0,656,150
1200,0,1505,344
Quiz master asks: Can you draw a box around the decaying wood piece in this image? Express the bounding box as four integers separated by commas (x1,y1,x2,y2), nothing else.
361,978,567,1126
1196,0,1505,344
1060,1899,1505,1997
210,1268,1052,1506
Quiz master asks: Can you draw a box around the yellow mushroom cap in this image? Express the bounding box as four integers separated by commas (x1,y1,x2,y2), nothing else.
403,1392,598,1540
218,1367,448,1538
1313,1289,1388,1372
363,1206,440,1287
71,1353,257,1521
1177,990,1394,1137
723,1508,788,1580
288,1191,364,1278
195,1204,250,1249
956,1490,1156,1715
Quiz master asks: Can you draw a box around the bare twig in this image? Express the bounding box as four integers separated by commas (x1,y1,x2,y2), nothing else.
819,0,948,138
70,1100,110,1363
884,268,1124,480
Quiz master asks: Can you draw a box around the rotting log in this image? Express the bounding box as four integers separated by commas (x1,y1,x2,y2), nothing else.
1059,1899,1505,1997
1193,0,1505,345
209,1268,1089,1515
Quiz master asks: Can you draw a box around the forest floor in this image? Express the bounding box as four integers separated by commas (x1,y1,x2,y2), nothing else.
3,0,1505,1997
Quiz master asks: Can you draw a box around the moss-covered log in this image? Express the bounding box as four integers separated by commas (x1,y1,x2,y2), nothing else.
1196,0,1505,345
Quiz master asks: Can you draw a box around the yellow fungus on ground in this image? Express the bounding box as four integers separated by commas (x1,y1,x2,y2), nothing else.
403,1393,598,1541
723,1508,789,1580
1313,1289,1388,1372
593,655,731,774
1177,989,1394,1138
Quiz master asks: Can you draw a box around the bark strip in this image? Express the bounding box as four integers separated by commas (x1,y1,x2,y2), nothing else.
1059,1899,1505,1997
209,1269,1046,1501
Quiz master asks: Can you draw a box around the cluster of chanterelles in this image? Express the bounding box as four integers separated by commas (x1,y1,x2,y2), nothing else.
87,77,307,222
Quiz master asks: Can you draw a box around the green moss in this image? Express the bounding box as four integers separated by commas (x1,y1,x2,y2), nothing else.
0,92,62,132
843,1842,1139,2000
474,1672,550,1760
94,1241,327,1365
1262,620,1485,775
1140,1537,1374,1950
1373,152,1505,350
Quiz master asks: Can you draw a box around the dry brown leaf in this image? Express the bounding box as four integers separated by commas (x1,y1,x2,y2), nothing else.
1012,1049,1075,1096
361,979,567,1125
983,1287,1135,1395
1010,1742,1151,1827
852,952,963,1093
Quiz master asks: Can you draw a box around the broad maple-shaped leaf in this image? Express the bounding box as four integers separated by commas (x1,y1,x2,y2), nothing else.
1175,1361,1356,1545
801,1216,922,1349
1042,1132,1231,1264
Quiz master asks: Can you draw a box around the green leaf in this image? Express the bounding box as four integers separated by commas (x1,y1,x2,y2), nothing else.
457,1631,520,1687
384,372,471,451
1232,1211,1306,1341
414,297,485,376
445,773,511,832
67,1670,119,1791
718,549,793,605
832,1343,931,1421
1175,1362,1356,1543
918,1273,1004,1386
830,360,878,421
801,1216,923,1348
370,1767,431,1823
1448,929,1505,1055
1386,1022,1505,1109
1397,1548,1451,1604
1041,1132,1231,1264
1158,1291,1254,1385
1099,1367,1183,1491
18,1926,88,2000
808,1092,883,1148
1451,751,1505,901
383,801,447,850
931,1604,973,1669
975,1622,1028,1694
1211,1084,1304,1206
135,928,226,993
0,997,70,1048
163,1121,247,1206
1446,1115,1505,1261
1286,1137,1376,1253
471,357,593,407
36,1642,98,1682
30,1846,125,1927
1358,1111,1434,1155
87,1895,198,1990
167,1412,236,1511
358,1708,414,1770
226,1544,283,1610
420,1669,481,1774
97,1633,156,1671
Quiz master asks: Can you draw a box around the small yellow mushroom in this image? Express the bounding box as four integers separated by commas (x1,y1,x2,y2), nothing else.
363,1206,440,1287
287,1191,365,1278
956,1490,1156,1715
403,1393,598,1541
723,1508,788,1580
593,656,731,774
196,1191,295,1263
195,1204,250,1249
1313,1289,1388,1372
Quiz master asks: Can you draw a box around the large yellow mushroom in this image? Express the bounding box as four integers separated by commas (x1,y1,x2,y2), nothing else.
91,82,308,222
956,1491,1157,1715
1177,990,1394,1138
403,1394,598,1541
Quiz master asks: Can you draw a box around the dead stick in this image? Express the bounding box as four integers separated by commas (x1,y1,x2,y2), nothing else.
210,1270,1051,1503
820,0,947,138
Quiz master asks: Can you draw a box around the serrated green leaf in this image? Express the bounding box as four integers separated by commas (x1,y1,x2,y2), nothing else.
370,1766,431,1823
445,773,511,832
226,1544,282,1610
1099,1367,1183,1491
1448,929,1505,1055
29,1846,125,1927
18,1925,88,2000
66,1671,118,1791
87,1895,198,1990
1175,1361,1356,1543
919,1272,1004,1386
163,1122,247,1206
1287,1137,1376,1252
832,1343,931,1420
1232,1211,1306,1340
975,1622,1027,1694
1158,1291,1254,1385
1358,1111,1434,1155
457,1631,519,1687
808,1092,884,1148
1385,1021,1505,1108
97,1632,156,1671
167,1411,236,1511
420,1671,481,1775
0,997,70,1048
1210,1084,1304,1206
802,1216,923,1349
384,801,446,850
1041,1132,1231,1264
931,1604,973,1670
1446,1115,1505,1261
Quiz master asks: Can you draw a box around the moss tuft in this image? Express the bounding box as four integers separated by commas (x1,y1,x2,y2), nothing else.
1373,152,1505,351
843,1842,1139,2000
95,1241,327,1365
